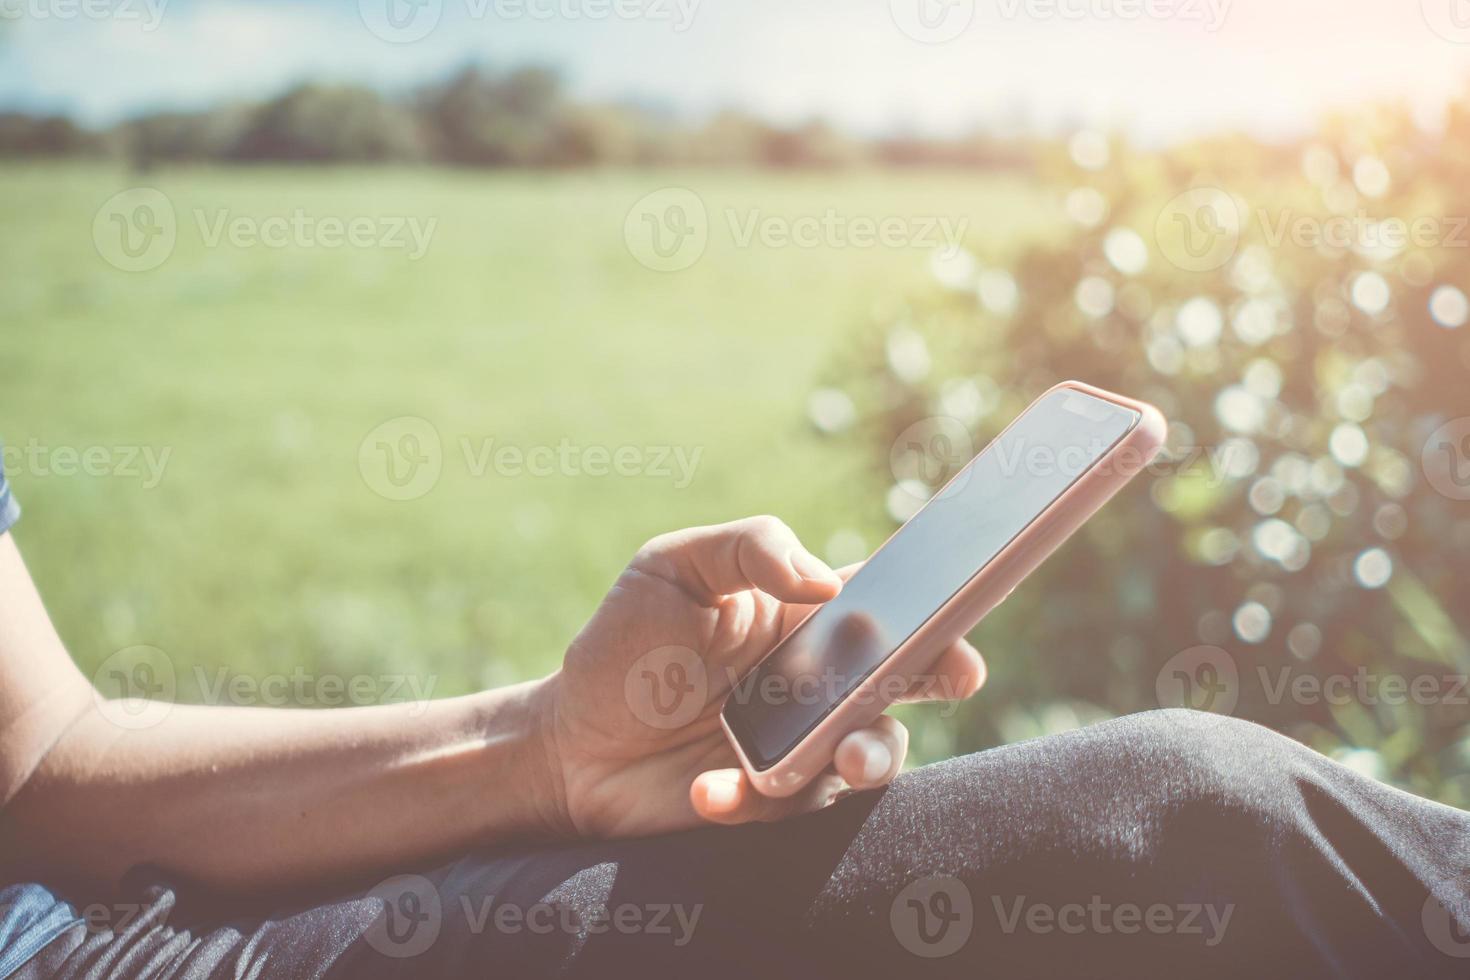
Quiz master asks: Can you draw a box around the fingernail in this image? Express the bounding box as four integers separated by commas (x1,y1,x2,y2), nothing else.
860,738,892,784
705,776,739,809
789,549,841,586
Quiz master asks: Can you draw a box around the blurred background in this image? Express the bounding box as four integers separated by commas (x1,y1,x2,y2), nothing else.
4,0,1470,802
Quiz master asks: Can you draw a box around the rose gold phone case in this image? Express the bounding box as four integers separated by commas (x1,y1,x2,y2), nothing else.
720,381,1167,797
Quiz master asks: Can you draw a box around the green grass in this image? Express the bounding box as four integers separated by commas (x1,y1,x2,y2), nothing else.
1,164,1055,700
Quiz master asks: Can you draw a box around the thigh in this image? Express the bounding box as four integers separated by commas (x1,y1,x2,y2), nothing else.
31,800,870,980
328,802,873,979
32,710,1470,980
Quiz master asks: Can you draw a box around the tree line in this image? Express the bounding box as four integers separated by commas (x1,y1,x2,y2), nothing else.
0,64,1037,170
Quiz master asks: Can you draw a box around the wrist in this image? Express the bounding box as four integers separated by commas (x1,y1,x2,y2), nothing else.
473,673,573,842
524,671,575,840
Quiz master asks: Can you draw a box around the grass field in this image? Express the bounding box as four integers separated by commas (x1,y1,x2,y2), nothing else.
1,164,1056,702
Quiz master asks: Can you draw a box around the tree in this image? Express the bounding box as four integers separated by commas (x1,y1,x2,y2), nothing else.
229,84,428,163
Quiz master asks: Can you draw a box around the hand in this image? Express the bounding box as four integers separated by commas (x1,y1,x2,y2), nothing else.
534,516,987,840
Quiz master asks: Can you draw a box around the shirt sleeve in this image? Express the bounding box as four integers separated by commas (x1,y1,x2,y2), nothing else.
0,446,19,535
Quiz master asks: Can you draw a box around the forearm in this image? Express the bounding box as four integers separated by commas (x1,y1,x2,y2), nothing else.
0,676,564,896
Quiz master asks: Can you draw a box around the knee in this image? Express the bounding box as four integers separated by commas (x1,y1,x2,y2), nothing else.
894,709,1313,847
1044,710,1314,871
1069,709,1317,845
822,710,1321,915
1108,708,1308,784
1109,707,1294,767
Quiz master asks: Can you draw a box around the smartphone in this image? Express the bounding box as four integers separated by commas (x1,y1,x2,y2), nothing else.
720,381,1166,797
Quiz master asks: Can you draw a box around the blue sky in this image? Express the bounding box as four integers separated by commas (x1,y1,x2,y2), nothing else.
1,0,1466,142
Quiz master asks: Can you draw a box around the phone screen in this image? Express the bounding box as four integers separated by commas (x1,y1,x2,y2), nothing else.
723,389,1140,770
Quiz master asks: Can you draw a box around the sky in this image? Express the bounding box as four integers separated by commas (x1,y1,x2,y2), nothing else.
1,0,1467,143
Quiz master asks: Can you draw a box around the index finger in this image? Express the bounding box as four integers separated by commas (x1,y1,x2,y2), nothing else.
634,516,843,606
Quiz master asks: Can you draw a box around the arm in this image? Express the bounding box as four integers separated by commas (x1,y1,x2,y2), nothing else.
0,531,562,895
0,516,985,898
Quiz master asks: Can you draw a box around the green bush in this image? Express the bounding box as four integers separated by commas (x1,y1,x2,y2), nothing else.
815,109,1470,805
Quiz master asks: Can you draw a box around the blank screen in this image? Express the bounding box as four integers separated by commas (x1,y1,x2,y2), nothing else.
724,389,1139,769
